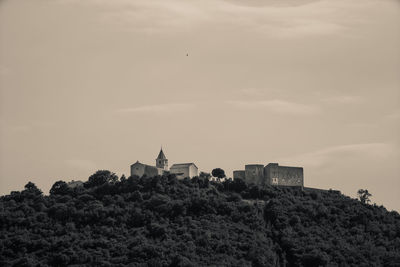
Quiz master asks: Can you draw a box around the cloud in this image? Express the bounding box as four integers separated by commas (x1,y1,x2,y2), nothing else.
57,0,210,34
56,0,372,38
116,103,195,113
225,0,322,8
227,99,318,114
269,20,344,38
282,143,396,168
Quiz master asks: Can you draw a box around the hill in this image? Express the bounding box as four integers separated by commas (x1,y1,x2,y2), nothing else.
1,171,399,266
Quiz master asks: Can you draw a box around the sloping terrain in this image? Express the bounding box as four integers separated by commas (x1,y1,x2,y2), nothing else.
1,171,399,266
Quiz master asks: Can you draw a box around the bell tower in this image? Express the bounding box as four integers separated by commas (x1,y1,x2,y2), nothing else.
156,147,168,170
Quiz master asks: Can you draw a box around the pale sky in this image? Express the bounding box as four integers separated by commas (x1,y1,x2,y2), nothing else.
1,0,399,210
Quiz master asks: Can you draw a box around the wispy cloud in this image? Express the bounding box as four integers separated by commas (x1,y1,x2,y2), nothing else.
225,0,322,8
116,103,195,113
282,143,396,168
227,99,318,114
56,0,372,38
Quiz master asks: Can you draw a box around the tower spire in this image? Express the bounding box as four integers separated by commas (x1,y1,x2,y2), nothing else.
156,147,168,170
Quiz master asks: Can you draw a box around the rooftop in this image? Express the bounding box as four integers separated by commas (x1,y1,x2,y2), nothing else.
170,163,197,168
156,148,167,160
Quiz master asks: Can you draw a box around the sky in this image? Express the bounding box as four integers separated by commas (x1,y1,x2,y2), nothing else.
0,0,399,210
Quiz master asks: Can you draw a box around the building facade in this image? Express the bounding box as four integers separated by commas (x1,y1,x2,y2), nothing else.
232,170,245,180
130,161,164,177
233,163,303,188
169,163,198,179
244,164,265,184
264,163,303,187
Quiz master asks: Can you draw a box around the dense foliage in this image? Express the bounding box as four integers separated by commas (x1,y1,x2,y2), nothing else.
1,171,399,266
211,168,226,179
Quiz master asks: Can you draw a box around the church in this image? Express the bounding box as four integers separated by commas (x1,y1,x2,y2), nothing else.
130,148,198,179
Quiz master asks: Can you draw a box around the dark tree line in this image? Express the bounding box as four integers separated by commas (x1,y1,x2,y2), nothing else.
0,170,399,266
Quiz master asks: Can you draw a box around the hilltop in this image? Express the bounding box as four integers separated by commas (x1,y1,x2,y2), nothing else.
0,171,399,266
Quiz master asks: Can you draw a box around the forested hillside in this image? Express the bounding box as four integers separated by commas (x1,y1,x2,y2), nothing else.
1,171,399,266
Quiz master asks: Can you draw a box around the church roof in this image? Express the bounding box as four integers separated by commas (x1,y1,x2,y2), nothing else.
156,148,167,160
130,161,158,169
170,163,198,169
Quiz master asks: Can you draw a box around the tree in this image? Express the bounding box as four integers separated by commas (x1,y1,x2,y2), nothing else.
357,189,372,204
212,168,225,180
24,182,42,195
85,170,118,188
50,181,69,195
199,172,211,179
231,178,247,193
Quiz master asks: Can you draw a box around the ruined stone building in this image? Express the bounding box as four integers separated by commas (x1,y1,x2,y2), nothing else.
130,148,198,179
233,163,303,187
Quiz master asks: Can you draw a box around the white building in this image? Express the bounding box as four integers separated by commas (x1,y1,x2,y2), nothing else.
169,163,198,179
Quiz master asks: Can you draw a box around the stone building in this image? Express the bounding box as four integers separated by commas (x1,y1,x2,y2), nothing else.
264,163,303,187
233,163,303,187
170,163,198,179
130,161,164,177
130,148,169,177
130,148,198,179
232,170,245,180
245,164,265,184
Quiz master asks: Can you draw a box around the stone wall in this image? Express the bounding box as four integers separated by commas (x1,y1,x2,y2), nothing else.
245,164,265,184
131,162,146,177
170,164,198,179
264,163,303,187
131,162,163,177
144,165,163,177
233,170,246,180
170,166,188,179
189,164,198,178
156,158,168,170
